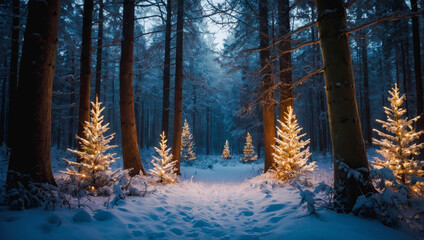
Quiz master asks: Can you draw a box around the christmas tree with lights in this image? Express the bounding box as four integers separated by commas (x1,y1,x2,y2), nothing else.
150,132,177,184
272,106,316,181
242,132,257,162
60,97,119,190
181,119,196,161
373,84,424,190
222,140,231,159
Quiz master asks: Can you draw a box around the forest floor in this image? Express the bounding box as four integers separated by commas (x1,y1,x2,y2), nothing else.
0,150,422,239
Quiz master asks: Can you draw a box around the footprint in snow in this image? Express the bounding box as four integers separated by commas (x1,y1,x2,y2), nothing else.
238,210,254,217
127,224,135,229
148,213,160,221
270,216,285,223
192,219,211,228
154,206,166,212
126,216,141,222
170,228,184,236
132,230,143,237
263,203,286,212
117,207,129,212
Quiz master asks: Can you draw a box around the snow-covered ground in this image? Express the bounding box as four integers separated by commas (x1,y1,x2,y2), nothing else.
0,151,422,239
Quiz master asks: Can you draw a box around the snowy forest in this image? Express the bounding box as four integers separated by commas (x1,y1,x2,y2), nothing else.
0,0,424,239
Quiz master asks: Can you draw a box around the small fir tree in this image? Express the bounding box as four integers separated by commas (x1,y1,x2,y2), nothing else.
373,84,424,191
181,118,196,161
60,97,119,190
272,106,316,181
150,132,177,183
242,132,257,162
222,140,231,159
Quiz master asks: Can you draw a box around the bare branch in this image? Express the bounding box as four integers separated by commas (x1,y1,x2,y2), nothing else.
259,39,320,73
134,29,164,40
344,0,359,9
245,21,318,53
345,10,424,34
291,67,325,89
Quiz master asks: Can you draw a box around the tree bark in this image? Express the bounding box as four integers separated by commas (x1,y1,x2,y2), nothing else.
95,0,104,100
7,0,20,147
401,43,410,118
410,0,423,159
361,34,371,145
172,0,184,175
278,0,292,117
77,0,94,161
315,0,373,210
161,0,172,138
120,0,145,176
259,0,275,172
0,65,6,145
7,0,60,185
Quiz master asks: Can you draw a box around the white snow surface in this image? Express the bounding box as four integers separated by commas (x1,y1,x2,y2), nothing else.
0,152,422,240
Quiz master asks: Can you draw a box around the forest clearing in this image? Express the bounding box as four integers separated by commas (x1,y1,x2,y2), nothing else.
0,0,424,239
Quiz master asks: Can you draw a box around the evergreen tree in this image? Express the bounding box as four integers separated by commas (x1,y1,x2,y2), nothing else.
60,98,119,190
373,84,424,189
181,119,196,161
150,132,177,184
272,107,316,181
222,140,231,159
242,132,257,162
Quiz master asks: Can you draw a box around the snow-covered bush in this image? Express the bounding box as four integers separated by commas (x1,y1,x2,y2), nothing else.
1,173,70,210
150,132,177,184
241,132,257,162
60,98,119,194
272,106,316,181
351,167,421,228
181,119,196,161
372,84,424,195
222,140,231,159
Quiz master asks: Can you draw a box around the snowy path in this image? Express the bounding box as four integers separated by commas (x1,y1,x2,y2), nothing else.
0,160,421,239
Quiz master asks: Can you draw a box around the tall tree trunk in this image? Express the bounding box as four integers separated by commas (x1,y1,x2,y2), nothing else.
259,0,275,172
192,86,196,138
77,0,94,160
95,0,103,100
69,52,77,148
7,0,20,147
0,73,6,145
120,0,145,176
361,34,371,145
140,101,144,148
161,0,172,137
206,106,210,155
315,0,373,210
172,0,184,175
401,43,410,118
278,0,292,117
7,0,60,186
411,0,423,159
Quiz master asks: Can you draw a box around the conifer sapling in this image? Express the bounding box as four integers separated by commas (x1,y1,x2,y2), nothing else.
60,97,119,191
150,132,177,184
222,140,231,159
373,84,424,193
181,118,196,161
242,132,257,162
272,106,316,181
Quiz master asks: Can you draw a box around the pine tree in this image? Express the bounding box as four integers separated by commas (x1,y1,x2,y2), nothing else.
181,119,196,161
222,140,231,159
373,84,424,189
272,106,316,181
242,132,257,162
150,132,177,184
60,98,119,190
